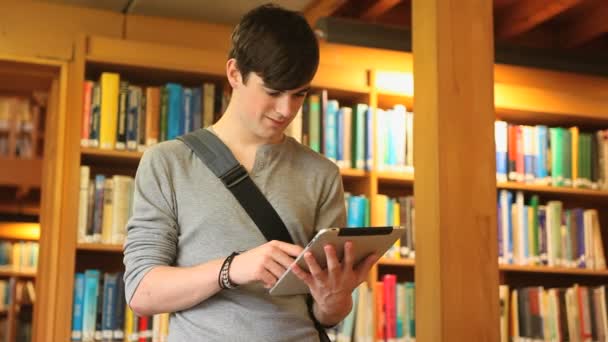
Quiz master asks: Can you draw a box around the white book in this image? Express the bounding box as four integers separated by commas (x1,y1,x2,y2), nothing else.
77,166,90,243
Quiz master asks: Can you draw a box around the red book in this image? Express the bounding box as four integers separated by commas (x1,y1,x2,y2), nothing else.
383,274,397,340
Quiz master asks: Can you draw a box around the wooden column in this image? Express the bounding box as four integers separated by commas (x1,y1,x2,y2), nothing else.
412,0,499,341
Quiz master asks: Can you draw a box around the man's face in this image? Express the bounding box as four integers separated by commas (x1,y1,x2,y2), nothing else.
236,72,309,142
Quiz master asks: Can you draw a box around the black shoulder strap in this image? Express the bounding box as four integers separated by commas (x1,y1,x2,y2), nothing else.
177,129,294,244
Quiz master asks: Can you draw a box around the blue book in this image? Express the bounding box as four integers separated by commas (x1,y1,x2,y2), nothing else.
89,84,101,147
387,198,394,226
82,270,101,342
497,203,502,262
166,83,184,140
336,107,344,164
536,125,548,181
538,207,547,265
499,190,513,264
102,273,118,340
71,273,86,341
364,107,373,171
126,86,141,151
347,196,366,227
324,100,339,162
575,208,586,268
113,273,126,341
495,121,508,182
353,104,367,170
387,111,398,167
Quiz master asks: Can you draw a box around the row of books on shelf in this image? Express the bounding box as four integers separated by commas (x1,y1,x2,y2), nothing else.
79,74,229,151
0,95,43,159
498,190,605,270
287,95,414,172
71,270,169,342
0,279,35,311
0,279,35,341
0,241,39,271
495,121,608,190
327,276,416,342
345,194,415,260
500,284,608,342
77,166,134,245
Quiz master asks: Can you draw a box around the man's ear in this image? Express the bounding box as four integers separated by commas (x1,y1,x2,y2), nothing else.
226,59,242,89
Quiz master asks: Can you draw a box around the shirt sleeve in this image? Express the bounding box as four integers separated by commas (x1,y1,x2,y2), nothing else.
314,166,347,231
123,147,179,304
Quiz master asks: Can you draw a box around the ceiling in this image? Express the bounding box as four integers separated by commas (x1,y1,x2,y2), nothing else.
39,0,608,52
40,0,314,25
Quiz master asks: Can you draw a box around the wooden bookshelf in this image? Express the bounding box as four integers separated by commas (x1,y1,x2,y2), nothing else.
0,158,42,188
376,171,414,185
497,181,608,199
80,147,143,163
35,23,608,342
375,258,608,277
378,257,415,267
76,243,123,253
0,266,37,279
499,264,608,277
339,168,368,178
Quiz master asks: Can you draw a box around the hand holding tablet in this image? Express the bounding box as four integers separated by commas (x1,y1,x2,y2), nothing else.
269,226,404,296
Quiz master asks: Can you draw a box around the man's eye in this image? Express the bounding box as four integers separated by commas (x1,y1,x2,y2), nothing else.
266,91,281,97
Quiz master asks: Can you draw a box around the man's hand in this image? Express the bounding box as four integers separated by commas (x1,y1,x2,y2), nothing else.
229,240,303,288
291,241,379,326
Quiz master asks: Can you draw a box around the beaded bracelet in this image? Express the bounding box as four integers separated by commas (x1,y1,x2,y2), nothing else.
218,251,240,289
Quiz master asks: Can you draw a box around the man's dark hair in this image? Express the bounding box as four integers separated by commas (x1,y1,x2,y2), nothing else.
228,3,320,91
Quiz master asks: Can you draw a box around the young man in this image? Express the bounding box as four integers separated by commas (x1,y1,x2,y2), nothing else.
123,4,378,341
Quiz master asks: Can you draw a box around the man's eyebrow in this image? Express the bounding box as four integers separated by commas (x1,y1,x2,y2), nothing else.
295,87,311,93
262,85,311,94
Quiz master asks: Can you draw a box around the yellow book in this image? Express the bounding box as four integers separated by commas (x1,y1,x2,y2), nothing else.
391,201,401,259
570,126,579,186
99,72,120,150
160,313,170,342
372,194,388,226
124,305,133,342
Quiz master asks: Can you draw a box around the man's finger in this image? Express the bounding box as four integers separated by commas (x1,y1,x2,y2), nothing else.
324,244,341,274
304,252,324,278
272,240,304,257
291,264,313,287
342,241,354,270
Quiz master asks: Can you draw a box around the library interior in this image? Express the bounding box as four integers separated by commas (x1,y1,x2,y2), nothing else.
1,0,608,341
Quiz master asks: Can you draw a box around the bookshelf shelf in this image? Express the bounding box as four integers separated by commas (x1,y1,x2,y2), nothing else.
81,147,143,161
498,264,608,277
0,158,42,188
339,168,368,178
77,243,123,253
0,266,37,278
497,182,608,199
378,258,415,267
377,171,414,185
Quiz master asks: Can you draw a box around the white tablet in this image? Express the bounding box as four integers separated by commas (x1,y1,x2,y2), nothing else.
269,226,404,296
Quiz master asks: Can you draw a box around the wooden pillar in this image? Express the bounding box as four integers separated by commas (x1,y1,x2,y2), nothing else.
412,0,499,341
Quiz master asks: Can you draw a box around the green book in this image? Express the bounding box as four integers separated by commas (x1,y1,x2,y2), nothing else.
529,195,539,264
550,128,564,186
307,94,321,153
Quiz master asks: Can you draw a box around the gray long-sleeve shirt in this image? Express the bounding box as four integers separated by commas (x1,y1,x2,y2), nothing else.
123,130,346,341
